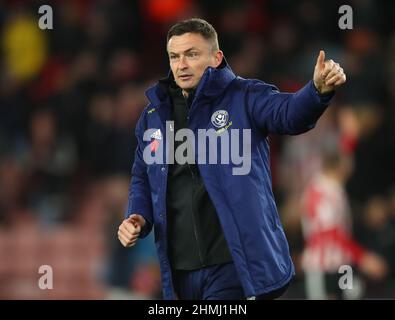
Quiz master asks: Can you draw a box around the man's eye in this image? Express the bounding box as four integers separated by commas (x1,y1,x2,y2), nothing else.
170,55,179,60
188,52,199,58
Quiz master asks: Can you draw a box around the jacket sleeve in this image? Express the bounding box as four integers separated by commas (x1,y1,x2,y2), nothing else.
247,79,334,135
124,109,153,238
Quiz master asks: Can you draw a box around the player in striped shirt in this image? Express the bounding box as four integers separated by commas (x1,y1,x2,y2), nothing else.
301,150,387,299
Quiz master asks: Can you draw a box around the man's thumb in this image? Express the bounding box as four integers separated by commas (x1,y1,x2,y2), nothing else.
128,214,145,227
316,50,325,69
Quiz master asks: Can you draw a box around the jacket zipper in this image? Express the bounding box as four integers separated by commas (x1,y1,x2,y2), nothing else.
186,98,205,267
188,165,205,267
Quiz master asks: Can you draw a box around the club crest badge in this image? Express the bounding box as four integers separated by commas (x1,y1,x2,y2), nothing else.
211,110,229,128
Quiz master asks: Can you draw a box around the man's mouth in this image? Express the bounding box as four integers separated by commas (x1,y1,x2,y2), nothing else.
179,74,192,81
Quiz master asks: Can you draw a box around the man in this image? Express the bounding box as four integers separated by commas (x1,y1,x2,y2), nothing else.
118,18,346,300
301,151,388,299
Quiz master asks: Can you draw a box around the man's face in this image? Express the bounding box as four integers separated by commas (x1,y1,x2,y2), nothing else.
167,32,223,92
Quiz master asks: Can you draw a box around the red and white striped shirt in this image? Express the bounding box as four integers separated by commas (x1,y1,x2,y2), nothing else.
301,174,365,272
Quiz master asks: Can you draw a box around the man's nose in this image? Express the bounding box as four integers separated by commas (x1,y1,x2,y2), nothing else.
178,56,188,70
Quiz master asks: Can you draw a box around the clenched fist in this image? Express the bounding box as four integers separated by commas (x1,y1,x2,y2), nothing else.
313,50,346,94
118,214,146,247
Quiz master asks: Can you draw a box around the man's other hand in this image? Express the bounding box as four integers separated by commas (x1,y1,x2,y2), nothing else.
118,214,146,247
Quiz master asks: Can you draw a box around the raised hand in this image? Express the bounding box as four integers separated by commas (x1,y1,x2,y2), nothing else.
313,50,346,94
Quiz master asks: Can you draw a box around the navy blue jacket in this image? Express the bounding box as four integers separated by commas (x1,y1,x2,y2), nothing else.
125,60,333,299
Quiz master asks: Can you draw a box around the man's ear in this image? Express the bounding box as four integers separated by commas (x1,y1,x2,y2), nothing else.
214,50,224,67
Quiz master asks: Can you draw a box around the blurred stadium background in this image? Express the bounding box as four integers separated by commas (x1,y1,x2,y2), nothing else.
0,0,394,299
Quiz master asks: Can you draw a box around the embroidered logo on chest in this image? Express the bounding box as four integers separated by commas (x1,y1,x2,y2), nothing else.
211,110,229,128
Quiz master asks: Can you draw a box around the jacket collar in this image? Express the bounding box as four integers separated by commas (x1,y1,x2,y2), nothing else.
145,57,236,107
